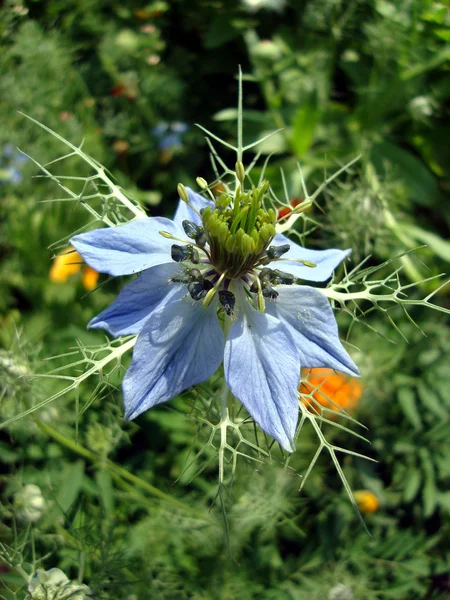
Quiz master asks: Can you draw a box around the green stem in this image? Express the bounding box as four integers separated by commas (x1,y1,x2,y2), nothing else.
34,419,213,523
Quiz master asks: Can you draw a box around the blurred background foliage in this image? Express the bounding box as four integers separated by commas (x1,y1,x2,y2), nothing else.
0,0,449,598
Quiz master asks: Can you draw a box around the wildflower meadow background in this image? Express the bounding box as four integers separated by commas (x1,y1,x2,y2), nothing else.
1,1,449,599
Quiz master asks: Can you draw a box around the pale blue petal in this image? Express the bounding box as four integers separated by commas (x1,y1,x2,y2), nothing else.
224,293,300,452
266,232,350,282
173,187,214,227
266,285,359,376
123,297,224,420
89,263,186,337
71,217,184,277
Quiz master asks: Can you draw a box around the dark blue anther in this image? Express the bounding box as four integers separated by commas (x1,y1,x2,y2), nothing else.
219,290,235,316
188,278,213,301
182,220,207,247
267,244,290,259
171,244,199,264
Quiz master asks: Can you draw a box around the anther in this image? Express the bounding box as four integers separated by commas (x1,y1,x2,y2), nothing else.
259,268,274,282
262,286,278,300
299,259,317,268
171,273,191,284
272,269,295,285
182,220,207,247
267,244,290,259
171,244,199,264
196,177,208,190
188,279,213,301
189,268,203,280
235,161,246,185
218,290,235,316
177,183,189,203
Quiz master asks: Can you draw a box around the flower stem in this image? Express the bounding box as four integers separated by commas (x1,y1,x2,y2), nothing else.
218,379,229,486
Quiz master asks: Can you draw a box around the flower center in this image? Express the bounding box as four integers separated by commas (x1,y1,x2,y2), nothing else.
168,178,310,316
201,181,276,279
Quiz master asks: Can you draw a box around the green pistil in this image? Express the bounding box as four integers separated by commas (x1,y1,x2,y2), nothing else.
201,181,276,278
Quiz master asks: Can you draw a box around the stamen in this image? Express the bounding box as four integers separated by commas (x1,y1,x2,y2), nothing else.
259,267,274,282
266,244,290,259
171,273,191,284
202,270,228,308
276,199,313,223
171,244,199,264
177,183,202,218
189,268,203,280
159,231,204,249
253,274,266,313
271,269,295,285
275,258,317,268
188,279,213,301
182,220,207,247
262,286,278,300
218,290,235,316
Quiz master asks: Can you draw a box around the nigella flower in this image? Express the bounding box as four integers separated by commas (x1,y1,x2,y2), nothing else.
0,144,27,185
71,179,358,451
152,121,188,151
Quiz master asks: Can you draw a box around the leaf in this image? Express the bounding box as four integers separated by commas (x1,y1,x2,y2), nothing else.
291,101,320,157
398,387,422,431
95,469,114,517
370,142,440,206
420,449,437,517
404,469,421,503
56,460,85,512
203,15,243,49
416,381,448,420
401,224,450,263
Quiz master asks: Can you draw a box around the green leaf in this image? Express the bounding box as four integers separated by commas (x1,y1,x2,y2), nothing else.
398,387,422,431
400,224,450,263
434,28,450,42
370,142,440,206
95,469,114,517
203,15,244,49
417,381,448,419
291,101,320,157
420,449,437,517
404,469,421,503
56,460,85,512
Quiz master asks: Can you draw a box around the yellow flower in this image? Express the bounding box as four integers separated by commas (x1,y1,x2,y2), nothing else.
49,247,99,291
300,368,362,415
353,490,380,514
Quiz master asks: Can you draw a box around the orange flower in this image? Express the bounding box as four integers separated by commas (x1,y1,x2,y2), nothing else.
82,266,100,291
277,198,301,220
300,368,362,414
353,490,380,514
49,247,99,291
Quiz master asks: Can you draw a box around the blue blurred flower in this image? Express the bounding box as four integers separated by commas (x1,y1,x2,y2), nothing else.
152,121,188,150
72,188,358,451
0,145,27,185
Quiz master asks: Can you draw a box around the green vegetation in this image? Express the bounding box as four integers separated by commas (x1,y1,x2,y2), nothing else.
1,1,449,598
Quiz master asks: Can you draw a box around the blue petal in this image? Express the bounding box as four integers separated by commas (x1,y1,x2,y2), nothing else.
267,232,350,282
89,263,186,337
224,290,301,452
123,297,224,420
71,217,184,277
266,285,359,376
173,187,214,227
